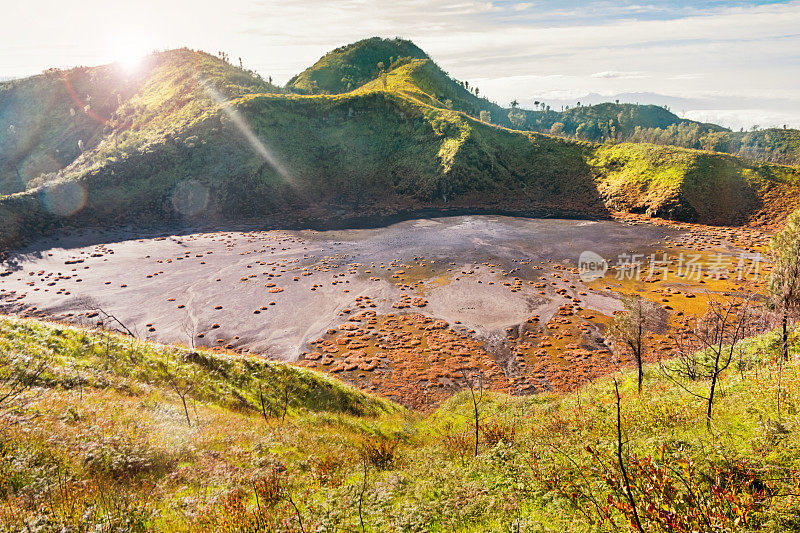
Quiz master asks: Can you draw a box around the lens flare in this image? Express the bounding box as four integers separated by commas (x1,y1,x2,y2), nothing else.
172,179,209,216
41,181,87,216
62,72,110,125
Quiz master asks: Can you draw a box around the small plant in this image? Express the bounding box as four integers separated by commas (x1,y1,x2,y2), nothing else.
459,369,487,457
156,359,196,427
442,429,473,465
253,467,284,508
83,432,176,479
0,353,43,410
607,296,663,394
662,295,757,427
358,432,401,470
481,418,517,447
311,453,344,486
593,449,776,532
768,209,800,361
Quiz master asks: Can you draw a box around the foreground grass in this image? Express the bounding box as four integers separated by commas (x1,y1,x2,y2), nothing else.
0,316,395,419
1,315,800,531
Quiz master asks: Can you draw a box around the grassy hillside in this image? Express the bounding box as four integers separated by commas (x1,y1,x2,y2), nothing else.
288,38,509,124
2,40,800,253
610,123,800,166
0,52,612,251
731,127,800,164
361,57,509,124
591,142,800,224
3,314,800,531
517,104,800,166
0,49,281,197
0,65,144,194
0,315,395,417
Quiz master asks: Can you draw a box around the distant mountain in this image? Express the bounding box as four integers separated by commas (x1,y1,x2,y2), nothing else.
518,102,724,137
536,91,800,122
514,99,800,166
1,39,799,251
532,92,698,111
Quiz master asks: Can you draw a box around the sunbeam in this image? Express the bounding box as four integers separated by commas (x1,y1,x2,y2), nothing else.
197,76,293,184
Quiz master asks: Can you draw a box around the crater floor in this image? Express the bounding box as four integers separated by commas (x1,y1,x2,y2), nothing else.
1,215,766,407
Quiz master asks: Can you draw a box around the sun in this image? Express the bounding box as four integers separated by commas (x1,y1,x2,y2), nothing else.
113,40,152,73
118,51,144,72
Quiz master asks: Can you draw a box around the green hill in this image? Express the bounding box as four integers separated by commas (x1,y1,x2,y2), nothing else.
0,64,143,195
0,47,610,251
669,126,800,166
287,37,429,94
375,57,508,121
289,39,800,169
591,142,800,224
730,127,800,164
2,40,800,253
519,104,800,166
0,49,282,197
287,37,507,123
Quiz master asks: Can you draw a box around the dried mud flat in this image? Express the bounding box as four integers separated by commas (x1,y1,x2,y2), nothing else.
0,215,770,408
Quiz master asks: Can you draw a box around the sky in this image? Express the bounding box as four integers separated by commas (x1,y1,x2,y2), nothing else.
3,0,800,130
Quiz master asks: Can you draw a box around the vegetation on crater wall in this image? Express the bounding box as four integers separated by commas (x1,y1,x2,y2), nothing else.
2,38,800,254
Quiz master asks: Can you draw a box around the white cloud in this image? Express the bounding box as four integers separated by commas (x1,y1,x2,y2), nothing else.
591,71,647,79
669,73,704,80
511,2,533,11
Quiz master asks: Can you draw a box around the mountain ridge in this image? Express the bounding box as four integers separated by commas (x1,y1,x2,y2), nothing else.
1,39,800,253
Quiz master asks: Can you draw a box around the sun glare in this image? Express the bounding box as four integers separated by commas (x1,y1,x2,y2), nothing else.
119,52,144,72
113,41,151,73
